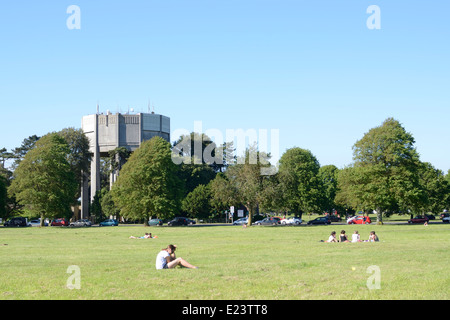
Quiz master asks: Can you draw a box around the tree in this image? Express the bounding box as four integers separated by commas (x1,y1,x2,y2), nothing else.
417,162,450,214
58,128,92,205
208,172,238,218
277,147,323,217
181,184,212,220
8,133,77,225
0,173,7,219
110,137,184,225
224,144,272,225
337,118,423,223
318,165,340,214
10,135,40,170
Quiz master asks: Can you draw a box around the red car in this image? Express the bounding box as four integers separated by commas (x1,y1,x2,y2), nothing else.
348,216,371,225
51,218,69,226
408,216,429,224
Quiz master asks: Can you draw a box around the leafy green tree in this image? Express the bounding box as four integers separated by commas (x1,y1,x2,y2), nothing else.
181,184,212,220
277,147,323,217
10,135,40,170
100,189,121,221
224,144,272,225
111,137,184,225
8,133,77,225
337,118,423,223
208,172,238,218
318,165,340,214
58,128,92,207
417,162,450,214
178,163,216,196
0,173,7,219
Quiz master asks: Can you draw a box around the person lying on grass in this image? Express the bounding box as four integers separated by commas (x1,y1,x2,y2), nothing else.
130,233,157,239
155,244,198,270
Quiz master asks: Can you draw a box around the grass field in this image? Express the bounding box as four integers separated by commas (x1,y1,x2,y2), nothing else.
0,222,449,300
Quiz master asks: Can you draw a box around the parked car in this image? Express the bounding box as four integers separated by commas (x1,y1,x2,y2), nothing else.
347,216,371,225
168,217,189,226
443,216,450,223
307,217,331,225
254,217,280,226
29,218,48,227
69,219,92,227
280,216,302,225
186,218,196,225
99,219,119,226
4,217,29,227
148,218,163,226
408,216,429,224
51,218,69,226
326,215,342,222
233,217,248,225
440,213,449,219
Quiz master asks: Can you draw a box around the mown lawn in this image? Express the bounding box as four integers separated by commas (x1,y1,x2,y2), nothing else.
0,223,449,300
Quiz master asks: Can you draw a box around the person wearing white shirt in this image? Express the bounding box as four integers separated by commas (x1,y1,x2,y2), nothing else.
155,244,198,270
352,230,361,242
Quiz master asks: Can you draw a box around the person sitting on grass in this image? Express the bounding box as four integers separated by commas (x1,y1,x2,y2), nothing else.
155,244,198,270
320,231,337,242
339,230,350,242
368,231,379,242
352,230,361,242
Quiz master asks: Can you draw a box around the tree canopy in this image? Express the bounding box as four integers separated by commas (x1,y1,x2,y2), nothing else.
336,118,424,223
8,133,77,223
110,136,184,224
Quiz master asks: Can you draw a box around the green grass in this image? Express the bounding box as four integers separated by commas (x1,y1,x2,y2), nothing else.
0,223,449,300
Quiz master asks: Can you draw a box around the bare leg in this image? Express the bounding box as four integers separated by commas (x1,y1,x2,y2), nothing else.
167,257,198,269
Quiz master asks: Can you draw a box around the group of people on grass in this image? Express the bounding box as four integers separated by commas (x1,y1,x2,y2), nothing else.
132,228,379,271
323,230,379,243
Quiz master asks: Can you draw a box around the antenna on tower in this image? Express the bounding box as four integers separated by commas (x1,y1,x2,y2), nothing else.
152,102,155,114
96,101,99,114
148,99,151,113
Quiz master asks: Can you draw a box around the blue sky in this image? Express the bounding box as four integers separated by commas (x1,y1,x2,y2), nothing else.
0,0,449,172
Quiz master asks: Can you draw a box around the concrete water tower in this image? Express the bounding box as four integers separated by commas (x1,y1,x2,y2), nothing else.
80,110,170,218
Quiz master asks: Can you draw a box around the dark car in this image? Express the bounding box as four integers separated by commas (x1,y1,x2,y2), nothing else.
186,218,196,225
408,216,429,224
254,217,280,226
326,215,342,222
51,218,69,226
307,217,331,225
4,217,29,227
168,217,189,226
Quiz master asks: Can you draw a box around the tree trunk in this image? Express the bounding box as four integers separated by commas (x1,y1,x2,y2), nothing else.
246,204,253,226
376,207,383,225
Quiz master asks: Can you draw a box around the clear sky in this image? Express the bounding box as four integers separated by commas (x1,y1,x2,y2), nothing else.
0,0,449,172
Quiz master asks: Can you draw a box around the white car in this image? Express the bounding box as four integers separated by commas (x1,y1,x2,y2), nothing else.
29,218,48,227
443,216,450,223
233,217,248,225
281,217,302,225
347,216,356,224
